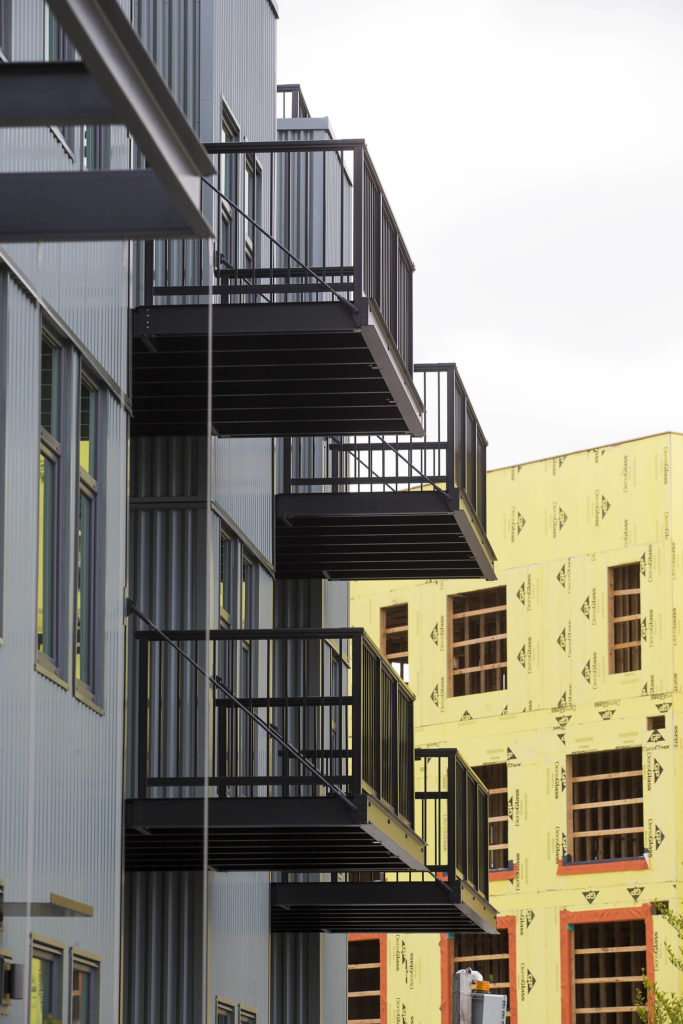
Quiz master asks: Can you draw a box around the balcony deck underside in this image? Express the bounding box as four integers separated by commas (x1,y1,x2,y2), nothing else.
275,491,496,580
130,300,422,437
270,881,498,934
125,795,426,873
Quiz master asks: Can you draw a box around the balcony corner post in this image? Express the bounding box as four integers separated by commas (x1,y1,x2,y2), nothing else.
352,145,364,309
351,632,363,797
447,751,457,890
137,638,149,799
446,367,456,495
143,240,154,307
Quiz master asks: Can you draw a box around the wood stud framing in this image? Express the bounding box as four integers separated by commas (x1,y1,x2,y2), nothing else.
453,929,511,1021
380,603,408,682
573,919,646,1021
448,586,507,697
608,563,642,674
347,937,381,1024
567,749,644,863
472,763,509,870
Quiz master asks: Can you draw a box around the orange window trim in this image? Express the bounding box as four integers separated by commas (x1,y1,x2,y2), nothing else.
349,933,388,1024
440,916,518,1024
490,864,517,882
559,904,655,1024
557,856,649,876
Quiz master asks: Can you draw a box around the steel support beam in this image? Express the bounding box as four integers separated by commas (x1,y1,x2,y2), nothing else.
0,62,116,126
46,0,214,236
0,171,200,241
0,0,214,240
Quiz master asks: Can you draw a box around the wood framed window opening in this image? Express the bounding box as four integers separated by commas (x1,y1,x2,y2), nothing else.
472,763,509,871
566,748,644,863
452,923,514,1022
608,563,641,674
380,603,408,681
448,586,506,697
571,918,647,1022
348,935,384,1024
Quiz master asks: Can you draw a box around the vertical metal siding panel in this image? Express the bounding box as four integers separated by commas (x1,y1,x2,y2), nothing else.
210,0,277,142
322,934,348,1024
0,0,129,388
127,436,205,797
324,581,349,628
0,277,126,1021
214,438,273,564
123,872,202,1023
208,872,270,1019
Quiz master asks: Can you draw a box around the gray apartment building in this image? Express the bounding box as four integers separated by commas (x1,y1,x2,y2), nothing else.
0,2,497,1022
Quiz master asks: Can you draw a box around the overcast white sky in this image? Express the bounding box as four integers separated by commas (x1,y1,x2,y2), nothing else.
278,0,683,468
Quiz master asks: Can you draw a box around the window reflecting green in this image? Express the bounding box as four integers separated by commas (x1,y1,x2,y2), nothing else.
37,453,56,659
30,955,55,1024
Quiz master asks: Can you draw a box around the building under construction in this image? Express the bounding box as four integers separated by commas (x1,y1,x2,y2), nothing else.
350,432,683,1024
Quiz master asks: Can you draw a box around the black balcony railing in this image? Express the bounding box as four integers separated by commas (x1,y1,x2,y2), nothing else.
134,628,415,827
277,84,311,119
281,364,488,531
141,138,414,373
270,745,495,933
414,748,490,901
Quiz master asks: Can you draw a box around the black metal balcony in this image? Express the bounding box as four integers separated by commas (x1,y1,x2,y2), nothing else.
275,364,495,580
130,138,422,438
125,627,426,873
271,748,497,935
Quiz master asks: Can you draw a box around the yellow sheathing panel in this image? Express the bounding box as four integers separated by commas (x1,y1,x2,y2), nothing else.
350,433,683,1024
385,933,441,1024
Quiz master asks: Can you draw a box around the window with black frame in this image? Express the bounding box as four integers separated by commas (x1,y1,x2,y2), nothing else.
219,109,240,269
216,999,236,1024
31,939,63,1023
70,952,100,1024
76,376,99,702
239,554,257,787
37,332,62,676
219,527,233,627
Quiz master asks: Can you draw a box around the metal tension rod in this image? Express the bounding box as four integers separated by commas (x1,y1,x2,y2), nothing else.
329,434,448,498
201,176,359,316
126,599,356,812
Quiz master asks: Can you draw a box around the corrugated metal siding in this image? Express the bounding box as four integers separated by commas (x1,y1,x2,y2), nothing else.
122,872,204,1022
324,581,349,628
126,432,273,1024
0,0,130,389
271,934,322,1024
209,0,277,142
0,276,126,1021
321,935,348,1024
132,0,200,128
213,437,273,564
209,872,270,1020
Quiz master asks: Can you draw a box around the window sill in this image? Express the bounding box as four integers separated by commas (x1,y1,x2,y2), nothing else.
557,856,649,876
75,682,105,716
36,658,69,691
489,864,517,883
